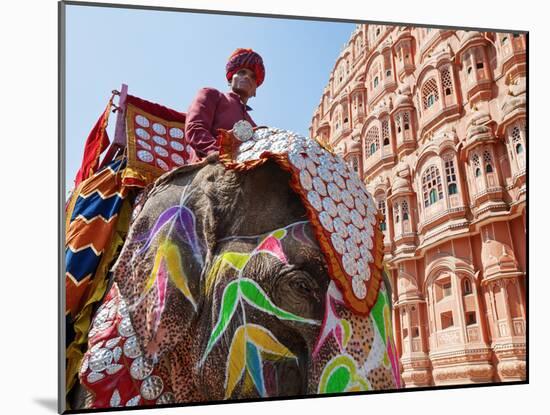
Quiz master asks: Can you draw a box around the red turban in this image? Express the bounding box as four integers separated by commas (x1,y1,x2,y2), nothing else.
226,48,265,87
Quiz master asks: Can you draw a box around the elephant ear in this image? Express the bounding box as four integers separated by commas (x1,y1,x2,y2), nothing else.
112,162,211,361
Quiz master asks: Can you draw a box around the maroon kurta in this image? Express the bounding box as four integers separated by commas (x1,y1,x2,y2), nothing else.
184,87,257,157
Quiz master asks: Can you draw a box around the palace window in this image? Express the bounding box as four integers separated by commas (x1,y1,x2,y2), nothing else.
374,76,379,88
442,67,454,96
463,278,472,295
352,156,359,173
382,120,390,146
483,150,494,174
396,115,401,133
394,203,400,223
476,62,484,70
466,311,477,326
365,126,380,157
422,78,439,109
403,112,410,130
441,311,454,329
386,69,392,77
444,154,458,195
472,153,481,177
512,125,525,155
378,199,387,231
402,200,409,220
422,165,443,207
413,327,420,337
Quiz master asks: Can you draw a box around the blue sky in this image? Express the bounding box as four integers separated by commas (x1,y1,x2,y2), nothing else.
65,4,356,193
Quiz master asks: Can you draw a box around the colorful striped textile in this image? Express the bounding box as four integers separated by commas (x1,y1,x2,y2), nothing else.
65,157,132,400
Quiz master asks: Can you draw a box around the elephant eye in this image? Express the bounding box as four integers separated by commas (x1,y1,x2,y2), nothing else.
290,275,314,296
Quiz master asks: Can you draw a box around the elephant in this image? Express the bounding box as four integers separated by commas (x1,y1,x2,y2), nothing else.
72,143,400,409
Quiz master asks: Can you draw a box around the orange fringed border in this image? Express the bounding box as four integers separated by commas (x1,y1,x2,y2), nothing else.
218,129,385,316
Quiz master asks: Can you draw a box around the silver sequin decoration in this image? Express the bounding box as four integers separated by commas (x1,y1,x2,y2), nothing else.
118,317,135,337
137,150,154,163
333,217,348,239
112,346,122,362
105,337,121,349
157,158,170,171
352,277,367,299
351,210,364,229
342,190,355,209
156,392,175,405
123,336,142,359
319,211,334,233
306,158,317,176
89,348,113,372
348,224,362,245
331,233,345,254
327,182,342,203
313,177,327,196
318,166,333,182
137,139,151,150
343,253,358,276
171,153,185,166
106,363,124,375
154,146,169,158
333,172,346,189
126,396,141,407
307,191,322,211
346,238,360,260
130,356,154,381
170,140,184,152
169,127,184,139
299,170,313,191
337,203,351,224
110,389,121,407
135,128,150,140
289,152,306,170
86,371,105,384
140,376,164,401
322,197,338,217
152,123,166,135
153,135,168,146
135,115,150,128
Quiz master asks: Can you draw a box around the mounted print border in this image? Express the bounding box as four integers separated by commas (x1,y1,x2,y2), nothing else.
59,1,528,413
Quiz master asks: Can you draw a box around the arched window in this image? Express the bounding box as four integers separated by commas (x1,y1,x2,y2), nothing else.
512,125,525,156
483,150,494,174
472,153,481,177
352,156,359,173
422,78,440,109
402,200,409,220
444,154,458,195
382,120,390,146
394,203,400,223
403,112,410,130
386,69,392,77
373,76,379,88
365,126,380,157
395,115,401,133
378,198,387,230
441,67,453,96
422,165,443,207
463,278,472,295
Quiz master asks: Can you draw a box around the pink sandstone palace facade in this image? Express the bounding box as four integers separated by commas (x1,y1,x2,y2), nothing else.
309,25,527,387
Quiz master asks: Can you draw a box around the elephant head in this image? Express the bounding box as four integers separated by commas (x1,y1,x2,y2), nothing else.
101,152,400,405
78,143,400,408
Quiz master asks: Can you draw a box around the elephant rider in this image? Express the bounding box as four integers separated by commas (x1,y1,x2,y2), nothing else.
184,48,265,159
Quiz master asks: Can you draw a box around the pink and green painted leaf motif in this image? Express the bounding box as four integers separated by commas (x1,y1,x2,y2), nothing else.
202,278,317,364
239,279,319,324
143,240,197,311
202,280,240,361
225,324,296,399
318,355,369,394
